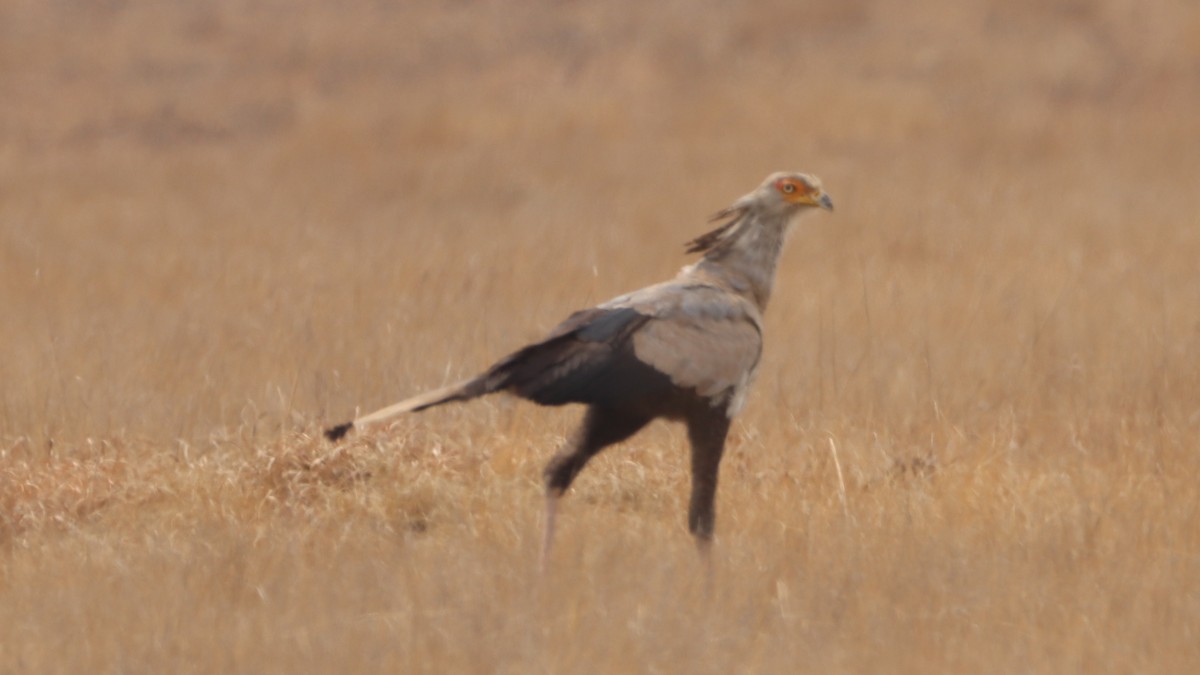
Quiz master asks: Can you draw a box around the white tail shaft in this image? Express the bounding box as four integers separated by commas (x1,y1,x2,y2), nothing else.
323,379,476,441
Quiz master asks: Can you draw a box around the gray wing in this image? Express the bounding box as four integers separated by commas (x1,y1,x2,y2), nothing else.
632,310,761,404
480,282,762,413
620,283,763,412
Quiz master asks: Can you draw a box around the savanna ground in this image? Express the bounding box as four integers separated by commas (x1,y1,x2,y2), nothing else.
3,1,1200,672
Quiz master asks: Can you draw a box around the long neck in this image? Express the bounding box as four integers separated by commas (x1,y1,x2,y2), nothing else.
688,211,793,312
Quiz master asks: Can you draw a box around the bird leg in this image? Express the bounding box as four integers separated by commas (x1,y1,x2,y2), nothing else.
685,412,731,594
540,488,563,574
686,412,732,548
538,406,650,570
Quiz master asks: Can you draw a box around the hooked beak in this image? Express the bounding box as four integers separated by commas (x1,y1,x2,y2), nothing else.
818,193,834,211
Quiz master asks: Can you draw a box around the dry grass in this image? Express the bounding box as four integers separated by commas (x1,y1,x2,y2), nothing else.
3,0,1200,672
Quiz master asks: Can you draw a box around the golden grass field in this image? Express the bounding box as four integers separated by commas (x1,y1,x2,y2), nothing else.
3,0,1200,671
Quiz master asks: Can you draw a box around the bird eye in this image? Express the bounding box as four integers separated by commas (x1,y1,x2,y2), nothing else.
781,182,796,194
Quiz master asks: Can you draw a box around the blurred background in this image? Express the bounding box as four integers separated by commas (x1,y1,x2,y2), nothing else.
2,0,1198,447
3,2,1200,672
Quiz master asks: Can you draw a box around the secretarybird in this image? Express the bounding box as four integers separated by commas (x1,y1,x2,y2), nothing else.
325,172,833,561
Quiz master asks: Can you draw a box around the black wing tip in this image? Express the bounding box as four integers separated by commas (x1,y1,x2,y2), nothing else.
324,422,354,442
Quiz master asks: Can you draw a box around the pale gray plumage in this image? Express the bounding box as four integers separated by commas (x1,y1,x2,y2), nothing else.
325,171,833,561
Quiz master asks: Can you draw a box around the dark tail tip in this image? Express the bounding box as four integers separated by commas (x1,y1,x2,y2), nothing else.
324,422,354,442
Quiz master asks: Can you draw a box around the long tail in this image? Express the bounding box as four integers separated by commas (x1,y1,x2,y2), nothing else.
323,317,616,442
323,376,487,442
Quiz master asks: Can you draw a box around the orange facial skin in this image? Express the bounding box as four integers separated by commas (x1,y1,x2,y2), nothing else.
773,176,832,210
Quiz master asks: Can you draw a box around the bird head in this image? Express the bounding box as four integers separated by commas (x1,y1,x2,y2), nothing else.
738,172,834,216
686,172,833,255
